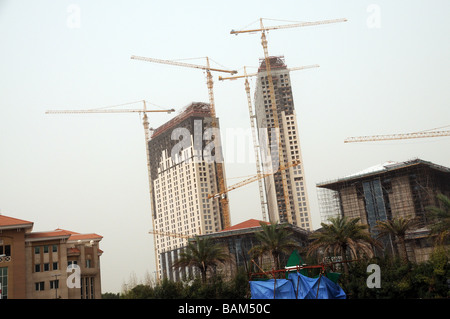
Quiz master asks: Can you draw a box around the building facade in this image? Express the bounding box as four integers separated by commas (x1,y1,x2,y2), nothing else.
160,219,311,282
148,102,228,279
254,56,312,230
317,158,450,262
0,214,103,299
199,219,310,278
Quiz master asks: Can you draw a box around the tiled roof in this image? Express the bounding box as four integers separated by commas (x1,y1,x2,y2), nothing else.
0,215,33,228
69,233,103,241
26,229,73,240
221,219,269,232
67,247,81,255
26,228,102,241
0,215,102,242
54,228,103,240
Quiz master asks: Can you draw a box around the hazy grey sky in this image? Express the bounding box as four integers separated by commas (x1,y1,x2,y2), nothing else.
1,0,449,293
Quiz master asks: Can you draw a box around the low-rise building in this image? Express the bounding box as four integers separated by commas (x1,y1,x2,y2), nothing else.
0,214,103,299
162,219,310,281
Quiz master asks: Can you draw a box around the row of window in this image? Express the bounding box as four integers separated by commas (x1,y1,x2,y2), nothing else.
35,277,97,299
35,279,59,291
34,260,92,273
34,245,58,254
35,262,59,272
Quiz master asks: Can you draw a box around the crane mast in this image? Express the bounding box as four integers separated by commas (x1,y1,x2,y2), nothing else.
243,66,267,221
46,100,174,283
131,56,237,230
231,17,346,224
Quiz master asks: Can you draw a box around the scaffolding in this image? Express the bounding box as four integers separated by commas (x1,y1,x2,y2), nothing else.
317,159,450,227
317,187,342,224
316,158,450,261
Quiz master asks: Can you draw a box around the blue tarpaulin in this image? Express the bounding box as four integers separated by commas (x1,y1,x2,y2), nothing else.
250,272,346,299
249,279,296,299
288,272,346,299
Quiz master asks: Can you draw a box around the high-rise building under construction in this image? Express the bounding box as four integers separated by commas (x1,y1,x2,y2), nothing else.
148,102,228,279
254,56,312,230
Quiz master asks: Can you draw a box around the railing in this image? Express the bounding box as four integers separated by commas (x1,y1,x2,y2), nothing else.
0,256,11,263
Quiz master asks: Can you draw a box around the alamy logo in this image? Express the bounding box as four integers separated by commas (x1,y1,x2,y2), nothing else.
170,120,280,172
66,264,81,288
67,4,81,29
367,4,381,29
366,264,381,288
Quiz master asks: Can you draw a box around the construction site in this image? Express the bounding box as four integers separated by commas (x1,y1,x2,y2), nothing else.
21,10,448,300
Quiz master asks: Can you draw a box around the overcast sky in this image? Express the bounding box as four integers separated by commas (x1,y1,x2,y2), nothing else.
1,0,449,293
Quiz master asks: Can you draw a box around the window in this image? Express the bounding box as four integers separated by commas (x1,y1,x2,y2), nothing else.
43,263,50,271
81,277,95,299
35,264,41,272
50,280,59,290
35,282,45,291
0,245,10,257
52,262,58,270
52,245,58,253
0,267,8,299
34,247,40,254
86,259,92,268
43,245,49,253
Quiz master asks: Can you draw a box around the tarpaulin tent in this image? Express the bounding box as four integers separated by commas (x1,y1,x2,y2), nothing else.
250,272,346,299
287,272,346,299
249,250,347,299
249,273,346,299
250,279,296,299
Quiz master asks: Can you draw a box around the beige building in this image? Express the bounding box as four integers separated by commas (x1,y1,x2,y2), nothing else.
148,102,228,280
0,214,103,299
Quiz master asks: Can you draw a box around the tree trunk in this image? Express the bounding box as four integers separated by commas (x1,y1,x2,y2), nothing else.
397,236,409,263
272,252,280,271
341,244,349,275
201,263,207,283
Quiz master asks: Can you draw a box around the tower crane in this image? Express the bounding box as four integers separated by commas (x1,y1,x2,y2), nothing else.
208,161,301,201
218,64,320,81
344,128,450,143
230,17,346,224
46,100,174,283
131,55,237,229
219,64,319,221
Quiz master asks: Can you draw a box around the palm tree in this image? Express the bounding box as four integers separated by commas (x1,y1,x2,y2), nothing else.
307,215,380,274
172,236,230,283
426,193,450,245
249,222,300,271
376,217,418,263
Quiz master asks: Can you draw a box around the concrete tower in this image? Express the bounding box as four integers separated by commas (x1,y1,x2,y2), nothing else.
254,56,312,230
